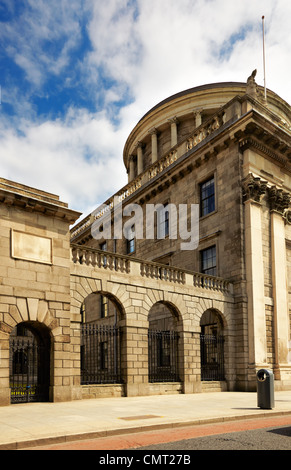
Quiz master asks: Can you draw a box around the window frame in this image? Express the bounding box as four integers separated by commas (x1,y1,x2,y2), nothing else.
100,241,107,266
125,224,135,254
200,245,217,276
199,175,215,218
157,203,170,239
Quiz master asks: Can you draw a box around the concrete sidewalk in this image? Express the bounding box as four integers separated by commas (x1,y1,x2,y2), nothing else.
0,391,291,450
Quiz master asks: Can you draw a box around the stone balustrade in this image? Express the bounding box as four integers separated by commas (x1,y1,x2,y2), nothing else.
139,260,185,284
186,112,225,152
147,150,178,180
71,244,130,273
71,244,232,294
193,272,231,293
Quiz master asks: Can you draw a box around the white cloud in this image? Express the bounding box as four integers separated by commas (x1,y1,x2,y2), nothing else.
0,0,290,220
0,110,128,215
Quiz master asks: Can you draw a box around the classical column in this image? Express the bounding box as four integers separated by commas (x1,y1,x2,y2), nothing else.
193,108,202,128
136,142,144,175
168,117,179,147
149,128,158,163
128,155,135,182
268,186,290,380
242,174,268,375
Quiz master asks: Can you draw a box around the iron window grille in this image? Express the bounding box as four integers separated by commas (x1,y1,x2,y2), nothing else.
148,330,180,383
81,324,122,384
200,333,225,381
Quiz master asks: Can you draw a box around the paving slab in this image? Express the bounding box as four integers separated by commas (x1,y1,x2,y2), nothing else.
0,391,291,449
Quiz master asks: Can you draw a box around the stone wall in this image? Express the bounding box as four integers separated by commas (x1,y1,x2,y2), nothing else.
0,179,81,405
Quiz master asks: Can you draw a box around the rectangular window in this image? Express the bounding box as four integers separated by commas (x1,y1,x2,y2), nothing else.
201,245,216,276
157,203,169,238
200,177,215,217
100,241,107,266
126,225,135,254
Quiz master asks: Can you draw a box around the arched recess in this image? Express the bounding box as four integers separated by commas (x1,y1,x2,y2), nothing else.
9,321,52,404
80,291,124,386
200,309,225,381
148,301,182,383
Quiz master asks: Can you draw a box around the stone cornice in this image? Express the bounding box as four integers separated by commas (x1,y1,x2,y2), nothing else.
0,185,81,224
237,113,291,166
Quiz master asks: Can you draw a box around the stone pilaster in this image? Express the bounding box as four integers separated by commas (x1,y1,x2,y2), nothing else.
242,174,268,378
267,186,291,380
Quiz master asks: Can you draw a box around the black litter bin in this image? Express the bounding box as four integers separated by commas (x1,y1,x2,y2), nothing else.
257,369,274,409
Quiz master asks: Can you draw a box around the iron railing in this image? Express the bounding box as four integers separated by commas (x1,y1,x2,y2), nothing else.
148,330,180,383
200,334,225,381
81,324,122,384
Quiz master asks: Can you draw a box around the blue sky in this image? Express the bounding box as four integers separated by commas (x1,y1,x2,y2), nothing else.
0,0,290,221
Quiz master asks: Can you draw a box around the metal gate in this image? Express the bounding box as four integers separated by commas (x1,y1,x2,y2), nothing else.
9,335,50,404
148,330,180,383
200,334,225,381
81,324,121,384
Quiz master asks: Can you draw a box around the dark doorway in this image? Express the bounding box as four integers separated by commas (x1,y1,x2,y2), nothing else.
9,322,51,404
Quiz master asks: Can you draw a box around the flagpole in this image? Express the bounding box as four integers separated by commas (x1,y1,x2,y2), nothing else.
262,15,267,101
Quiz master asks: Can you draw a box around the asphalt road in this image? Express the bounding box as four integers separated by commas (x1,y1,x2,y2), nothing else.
137,424,291,451
24,415,291,451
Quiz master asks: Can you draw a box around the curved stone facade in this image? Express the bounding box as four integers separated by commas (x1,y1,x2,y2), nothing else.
123,82,291,181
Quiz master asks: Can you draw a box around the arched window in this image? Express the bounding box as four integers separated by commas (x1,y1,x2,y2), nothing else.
80,293,122,385
148,302,180,383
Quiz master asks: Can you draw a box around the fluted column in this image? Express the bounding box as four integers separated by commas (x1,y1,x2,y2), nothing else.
242,174,268,371
149,128,158,163
268,186,290,379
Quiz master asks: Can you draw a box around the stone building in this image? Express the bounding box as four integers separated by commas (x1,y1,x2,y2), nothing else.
0,76,291,405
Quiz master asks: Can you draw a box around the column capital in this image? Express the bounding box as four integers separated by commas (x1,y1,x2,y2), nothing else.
148,127,158,135
168,116,179,125
267,186,290,215
193,108,203,117
135,141,144,149
242,174,267,203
